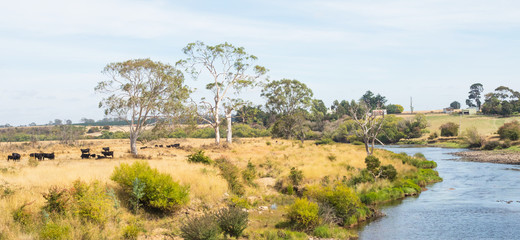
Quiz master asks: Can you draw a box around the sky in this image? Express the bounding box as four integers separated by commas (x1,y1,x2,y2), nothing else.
1,0,520,126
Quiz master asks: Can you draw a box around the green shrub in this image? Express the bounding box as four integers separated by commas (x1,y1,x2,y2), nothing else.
364,155,380,176
39,222,71,240
12,202,33,226
483,141,501,150
327,154,337,162
395,152,437,169
111,161,190,212
315,138,333,145
71,180,113,224
289,167,304,186
181,213,221,240
348,169,374,186
258,229,308,240
131,178,146,214
440,122,459,137
380,165,397,181
232,123,270,138
122,220,143,240
287,198,320,231
463,127,484,148
313,225,332,238
216,206,248,238
413,152,426,159
215,158,245,196
498,121,520,140
242,161,257,186
187,150,212,164
42,186,70,215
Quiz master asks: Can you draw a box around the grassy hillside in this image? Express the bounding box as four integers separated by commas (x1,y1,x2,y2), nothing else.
402,114,520,136
0,138,435,239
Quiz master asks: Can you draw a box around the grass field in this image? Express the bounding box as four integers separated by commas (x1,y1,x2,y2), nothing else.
0,138,419,239
402,114,520,136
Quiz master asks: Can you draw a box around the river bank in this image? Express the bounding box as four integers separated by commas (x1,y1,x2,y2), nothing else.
452,150,520,164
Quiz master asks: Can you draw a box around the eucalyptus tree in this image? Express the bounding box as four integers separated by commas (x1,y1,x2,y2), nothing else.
261,79,314,141
178,41,267,144
95,59,190,155
466,83,484,110
348,101,385,156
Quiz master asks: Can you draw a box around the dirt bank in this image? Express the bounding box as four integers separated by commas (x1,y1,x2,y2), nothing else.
452,150,520,164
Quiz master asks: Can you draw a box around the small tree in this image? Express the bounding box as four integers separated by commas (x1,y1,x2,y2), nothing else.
450,101,461,109
349,101,385,156
96,59,190,155
440,122,459,137
386,104,404,114
178,42,267,145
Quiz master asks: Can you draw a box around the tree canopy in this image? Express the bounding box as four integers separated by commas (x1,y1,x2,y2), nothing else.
96,58,190,155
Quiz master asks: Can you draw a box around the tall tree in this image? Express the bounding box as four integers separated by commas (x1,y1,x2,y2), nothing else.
348,101,385,156
95,59,190,155
178,41,267,145
261,79,313,141
361,90,387,110
466,83,484,110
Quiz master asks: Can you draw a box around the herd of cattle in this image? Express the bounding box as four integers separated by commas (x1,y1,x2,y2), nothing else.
5,147,114,162
6,143,181,162
140,143,181,149
7,152,55,161
80,147,114,159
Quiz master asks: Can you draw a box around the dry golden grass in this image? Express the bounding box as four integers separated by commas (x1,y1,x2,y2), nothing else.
0,137,415,239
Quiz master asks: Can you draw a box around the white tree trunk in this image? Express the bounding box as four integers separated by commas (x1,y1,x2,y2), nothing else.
226,113,232,143
130,132,138,156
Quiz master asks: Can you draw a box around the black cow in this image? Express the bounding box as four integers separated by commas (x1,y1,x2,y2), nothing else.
102,147,110,151
101,151,114,158
30,153,44,161
90,154,96,158
172,143,180,148
80,148,90,154
43,153,55,160
81,153,91,159
140,146,148,149
96,155,106,159
7,153,21,162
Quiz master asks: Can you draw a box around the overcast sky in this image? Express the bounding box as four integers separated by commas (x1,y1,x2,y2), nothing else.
1,0,520,125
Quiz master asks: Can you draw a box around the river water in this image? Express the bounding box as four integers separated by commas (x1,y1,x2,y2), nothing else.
359,146,520,240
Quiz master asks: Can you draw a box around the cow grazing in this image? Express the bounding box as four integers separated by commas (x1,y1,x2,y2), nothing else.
43,153,55,160
172,143,180,148
30,153,44,161
90,154,96,158
140,146,148,149
102,147,110,151
7,153,21,162
80,148,90,154
96,155,106,159
81,153,91,159
101,151,114,158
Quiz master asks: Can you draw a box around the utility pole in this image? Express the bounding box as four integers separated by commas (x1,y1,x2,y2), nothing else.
410,97,414,114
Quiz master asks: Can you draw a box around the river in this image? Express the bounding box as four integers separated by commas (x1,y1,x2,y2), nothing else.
359,146,520,240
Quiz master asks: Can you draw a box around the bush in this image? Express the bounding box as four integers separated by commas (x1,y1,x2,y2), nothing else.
463,127,484,148
232,123,270,138
364,155,380,176
348,169,374,185
187,150,212,165
380,165,397,181
111,161,190,212
287,198,320,231
440,122,459,137
483,141,501,150
70,180,114,224
42,186,70,215
216,206,249,238
215,158,245,196
12,202,33,226
386,104,404,114
289,167,304,186
498,121,520,141
313,225,332,238
315,138,334,145
306,184,366,226
395,152,437,169
242,161,257,186
39,222,71,240
181,213,221,240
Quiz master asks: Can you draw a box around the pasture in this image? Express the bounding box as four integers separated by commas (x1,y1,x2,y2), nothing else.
0,138,414,239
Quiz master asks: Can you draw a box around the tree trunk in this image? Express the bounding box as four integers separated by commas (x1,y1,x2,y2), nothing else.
226,113,232,144
364,139,370,156
130,132,138,156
